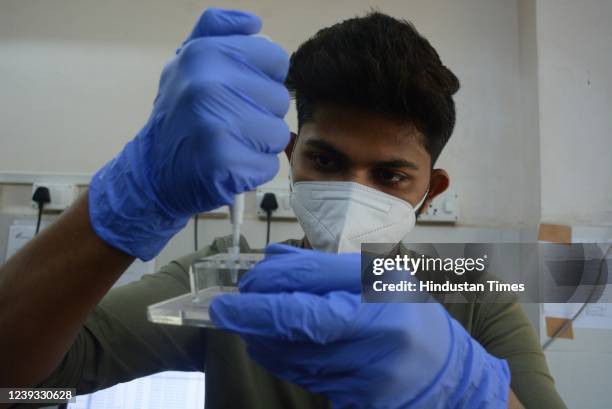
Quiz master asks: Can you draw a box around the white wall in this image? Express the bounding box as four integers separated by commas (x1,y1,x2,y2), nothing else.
534,1,612,408
0,0,532,228
0,0,540,269
537,0,612,226
517,0,541,226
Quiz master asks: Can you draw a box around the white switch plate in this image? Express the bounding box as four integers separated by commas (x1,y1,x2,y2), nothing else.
31,182,79,211
6,220,49,260
256,187,295,219
418,191,459,223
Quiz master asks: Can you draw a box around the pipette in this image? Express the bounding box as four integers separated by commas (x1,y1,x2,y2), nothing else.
226,34,268,284
228,193,245,284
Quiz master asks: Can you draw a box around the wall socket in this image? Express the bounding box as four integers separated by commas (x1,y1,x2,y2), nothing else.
31,182,79,211
256,187,296,219
418,190,459,223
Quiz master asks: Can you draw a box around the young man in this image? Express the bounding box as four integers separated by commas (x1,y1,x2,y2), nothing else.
0,8,566,409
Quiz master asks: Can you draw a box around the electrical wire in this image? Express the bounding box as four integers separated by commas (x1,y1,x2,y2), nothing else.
35,202,44,235
541,243,612,350
266,212,272,245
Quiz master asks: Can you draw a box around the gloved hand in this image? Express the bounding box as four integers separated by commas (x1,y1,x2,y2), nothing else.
211,244,511,409
89,8,290,260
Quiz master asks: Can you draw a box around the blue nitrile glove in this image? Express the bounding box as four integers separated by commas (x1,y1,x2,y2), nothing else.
210,244,511,409
89,8,290,260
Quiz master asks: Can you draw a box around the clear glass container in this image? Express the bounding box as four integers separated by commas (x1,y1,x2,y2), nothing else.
147,252,263,328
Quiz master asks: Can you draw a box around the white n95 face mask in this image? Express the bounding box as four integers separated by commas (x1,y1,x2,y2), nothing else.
289,180,428,253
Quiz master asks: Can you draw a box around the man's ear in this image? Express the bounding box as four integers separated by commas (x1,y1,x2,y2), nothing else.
285,132,298,161
418,169,449,214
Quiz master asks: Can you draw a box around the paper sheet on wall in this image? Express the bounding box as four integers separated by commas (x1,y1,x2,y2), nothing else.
5,220,49,260
543,301,612,330
543,237,612,330
6,219,155,287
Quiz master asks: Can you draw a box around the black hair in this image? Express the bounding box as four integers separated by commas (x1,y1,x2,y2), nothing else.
286,11,460,164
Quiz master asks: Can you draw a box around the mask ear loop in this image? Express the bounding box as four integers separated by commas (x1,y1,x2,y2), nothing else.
414,187,430,216
288,164,294,192
288,137,297,192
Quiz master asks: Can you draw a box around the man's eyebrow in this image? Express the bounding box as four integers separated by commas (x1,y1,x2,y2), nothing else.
304,138,351,161
374,159,419,170
304,137,419,169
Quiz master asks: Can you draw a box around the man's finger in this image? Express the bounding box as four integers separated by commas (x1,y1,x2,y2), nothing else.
210,291,360,344
219,35,289,83
182,8,262,47
264,243,303,256
239,250,361,294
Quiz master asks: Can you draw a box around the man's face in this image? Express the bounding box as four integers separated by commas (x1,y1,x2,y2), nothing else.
287,103,449,209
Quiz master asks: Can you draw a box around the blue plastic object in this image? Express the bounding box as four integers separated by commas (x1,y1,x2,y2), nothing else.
89,8,290,260
211,244,510,408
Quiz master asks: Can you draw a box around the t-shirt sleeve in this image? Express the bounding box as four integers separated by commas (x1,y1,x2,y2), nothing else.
473,301,568,409
33,256,208,398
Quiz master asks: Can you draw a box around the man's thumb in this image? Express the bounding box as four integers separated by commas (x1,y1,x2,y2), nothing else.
183,8,261,44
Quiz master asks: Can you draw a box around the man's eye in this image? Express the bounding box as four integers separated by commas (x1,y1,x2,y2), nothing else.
375,169,409,184
309,153,338,170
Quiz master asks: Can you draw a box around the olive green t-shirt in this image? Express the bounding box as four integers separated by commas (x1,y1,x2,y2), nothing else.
33,236,567,409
